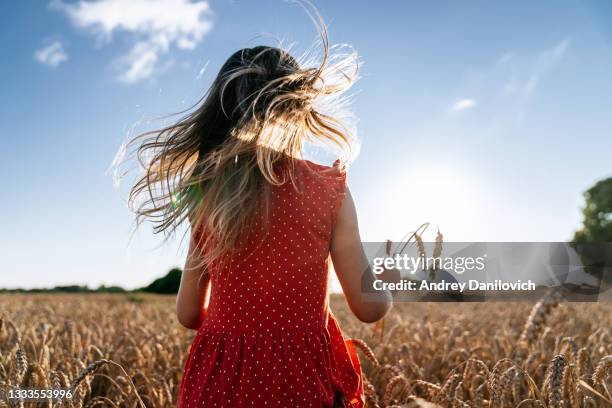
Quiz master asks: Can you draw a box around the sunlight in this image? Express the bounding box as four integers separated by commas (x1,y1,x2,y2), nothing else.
362,161,485,242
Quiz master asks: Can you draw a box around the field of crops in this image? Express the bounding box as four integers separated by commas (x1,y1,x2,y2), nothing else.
0,293,610,407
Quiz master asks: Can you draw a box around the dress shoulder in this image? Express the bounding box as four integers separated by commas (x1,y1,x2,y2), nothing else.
297,158,347,228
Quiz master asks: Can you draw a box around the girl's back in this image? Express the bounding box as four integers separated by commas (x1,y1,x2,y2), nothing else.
198,159,344,334
178,159,363,407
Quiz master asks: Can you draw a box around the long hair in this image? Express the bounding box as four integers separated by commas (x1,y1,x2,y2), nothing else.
120,17,358,266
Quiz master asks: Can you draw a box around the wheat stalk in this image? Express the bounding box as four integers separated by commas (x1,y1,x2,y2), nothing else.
519,290,561,346
544,354,568,408
347,338,379,367
593,355,612,386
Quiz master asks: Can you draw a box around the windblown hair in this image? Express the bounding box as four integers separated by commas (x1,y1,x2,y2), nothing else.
122,20,358,266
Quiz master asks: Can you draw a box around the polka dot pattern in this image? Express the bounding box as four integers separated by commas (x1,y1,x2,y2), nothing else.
177,159,364,408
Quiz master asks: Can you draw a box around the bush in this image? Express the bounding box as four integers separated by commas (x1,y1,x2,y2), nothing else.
141,268,182,294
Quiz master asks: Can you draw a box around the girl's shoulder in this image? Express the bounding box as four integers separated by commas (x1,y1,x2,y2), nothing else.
293,157,346,178
291,158,347,197
275,157,346,195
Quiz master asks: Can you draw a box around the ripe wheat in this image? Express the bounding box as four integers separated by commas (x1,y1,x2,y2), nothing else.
0,292,610,407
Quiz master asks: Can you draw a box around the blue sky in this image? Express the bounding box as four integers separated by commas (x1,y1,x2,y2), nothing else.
1,0,611,290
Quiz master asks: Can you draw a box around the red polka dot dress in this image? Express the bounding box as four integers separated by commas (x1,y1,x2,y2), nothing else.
177,158,364,408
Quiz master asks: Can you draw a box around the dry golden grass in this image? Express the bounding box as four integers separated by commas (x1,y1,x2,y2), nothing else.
0,293,610,407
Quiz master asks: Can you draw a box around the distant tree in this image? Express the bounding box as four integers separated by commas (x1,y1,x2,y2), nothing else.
572,177,612,284
51,285,91,293
96,285,126,293
573,177,612,243
141,268,182,294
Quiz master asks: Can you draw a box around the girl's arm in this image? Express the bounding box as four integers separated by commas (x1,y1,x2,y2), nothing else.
176,236,211,330
330,187,393,323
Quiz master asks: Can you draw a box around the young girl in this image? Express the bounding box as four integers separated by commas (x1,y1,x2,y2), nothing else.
127,28,392,408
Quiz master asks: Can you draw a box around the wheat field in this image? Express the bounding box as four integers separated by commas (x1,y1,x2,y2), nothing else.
0,293,610,407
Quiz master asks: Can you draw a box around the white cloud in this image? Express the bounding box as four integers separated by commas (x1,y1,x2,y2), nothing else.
503,39,570,96
34,41,68,67
51,0,213,83
451,99,477,112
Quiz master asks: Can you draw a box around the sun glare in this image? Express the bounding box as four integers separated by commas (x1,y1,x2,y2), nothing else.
362,162,485,242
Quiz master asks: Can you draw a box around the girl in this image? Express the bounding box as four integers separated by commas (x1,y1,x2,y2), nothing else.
126,25,392,408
